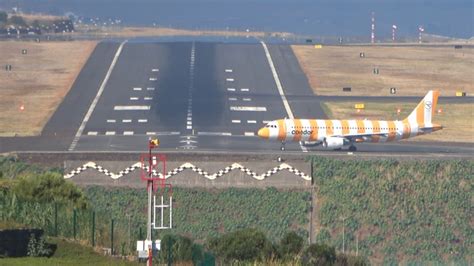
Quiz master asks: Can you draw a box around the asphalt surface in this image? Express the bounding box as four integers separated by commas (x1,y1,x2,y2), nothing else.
1,40,473,156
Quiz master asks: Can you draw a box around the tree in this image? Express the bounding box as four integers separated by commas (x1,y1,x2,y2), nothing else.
9,15,26,26
13,172,88,209
278,231,304,259
301,243,336,266
207,228,274,262
0,11,7,24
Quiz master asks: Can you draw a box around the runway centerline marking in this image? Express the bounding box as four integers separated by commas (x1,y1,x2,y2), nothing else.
260,41,307,153
105,131,116,136
247,120,257,124
146,87,155,91
243,98,252,101
226,78,234,82
130,97,139,100
69,39,127,151
227,88,236,92
114,105,150,111
230,106,267,112
185,42,196,141
87,131,98,136
229,97,237,101
144,97,153,100
122,119,132,123
241,88,250,92
149,77,157,81
232,120,241,123
244,132,255,136
138,119,148,123
152,68,159,72
107,119,116,123
133,87,142,91
225,69,233,73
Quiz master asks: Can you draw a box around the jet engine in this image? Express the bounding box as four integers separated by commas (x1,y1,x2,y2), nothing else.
322,137,350,149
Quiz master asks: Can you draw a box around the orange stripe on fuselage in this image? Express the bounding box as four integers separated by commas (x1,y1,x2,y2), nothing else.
402,122,410,139
371,120,380,143
309,120,318,141
277,120,286,141
387,121,396,141
341,120,350,135
293,119,302,141
356,120,365,134
325,120,333,136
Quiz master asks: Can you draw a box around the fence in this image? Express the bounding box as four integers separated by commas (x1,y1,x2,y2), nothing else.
0,197,144,257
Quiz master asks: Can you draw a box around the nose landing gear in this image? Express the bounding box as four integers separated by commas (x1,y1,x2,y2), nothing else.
280,141,286,151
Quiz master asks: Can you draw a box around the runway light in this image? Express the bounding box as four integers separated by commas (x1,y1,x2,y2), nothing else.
397,108,401,115
356,109,361,113
438,108,442,114
19,104,25,111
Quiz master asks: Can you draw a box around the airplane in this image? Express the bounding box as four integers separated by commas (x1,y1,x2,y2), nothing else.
257,90,442,151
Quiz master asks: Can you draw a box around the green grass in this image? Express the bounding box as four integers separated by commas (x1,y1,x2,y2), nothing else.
311,157,473,264
0,237,138,266
85,186,311,242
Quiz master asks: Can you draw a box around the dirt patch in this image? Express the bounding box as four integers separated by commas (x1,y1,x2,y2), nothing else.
0,40,97,136
292,45,474,96
323,101,474,143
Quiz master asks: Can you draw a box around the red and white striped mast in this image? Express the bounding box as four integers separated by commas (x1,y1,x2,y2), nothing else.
418,25,424,43
392,24,397,42
371,12,375,44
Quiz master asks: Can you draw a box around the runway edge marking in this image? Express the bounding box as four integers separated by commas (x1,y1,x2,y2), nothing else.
260,41,308,152
68,40,128,151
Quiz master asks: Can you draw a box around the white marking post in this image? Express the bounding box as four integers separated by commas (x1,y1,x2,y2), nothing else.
69,40,128,151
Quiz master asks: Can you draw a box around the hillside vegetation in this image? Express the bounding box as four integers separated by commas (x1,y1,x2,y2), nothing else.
310,157,473,264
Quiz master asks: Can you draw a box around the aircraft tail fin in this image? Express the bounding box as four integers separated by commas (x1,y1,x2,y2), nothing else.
404,90,439,125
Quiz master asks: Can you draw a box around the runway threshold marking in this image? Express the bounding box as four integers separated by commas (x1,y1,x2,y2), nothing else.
198,132,232,136
146,87,155,91
123,131,134,135
149,77,157,81
230,106,267,112
260,41,307,153
133,87,142,91
241,88,250,92
232,120,241,123
107,119,116,123
105,131,116,136
69,40,128,151
130,97,139,100
87,131,98,136
227,88,236,92
243,98,252,101
114,105,151,111
144,97,153,100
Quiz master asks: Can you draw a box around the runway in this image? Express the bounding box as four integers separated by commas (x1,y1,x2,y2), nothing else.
1,40,473,156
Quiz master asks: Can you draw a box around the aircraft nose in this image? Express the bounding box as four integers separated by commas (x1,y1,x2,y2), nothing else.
257,127,270,139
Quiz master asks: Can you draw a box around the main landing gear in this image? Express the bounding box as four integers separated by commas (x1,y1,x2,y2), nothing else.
280,141,286,151
348,145,357,152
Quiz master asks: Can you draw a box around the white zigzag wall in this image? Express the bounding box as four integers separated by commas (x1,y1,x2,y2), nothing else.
63,162,311,181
